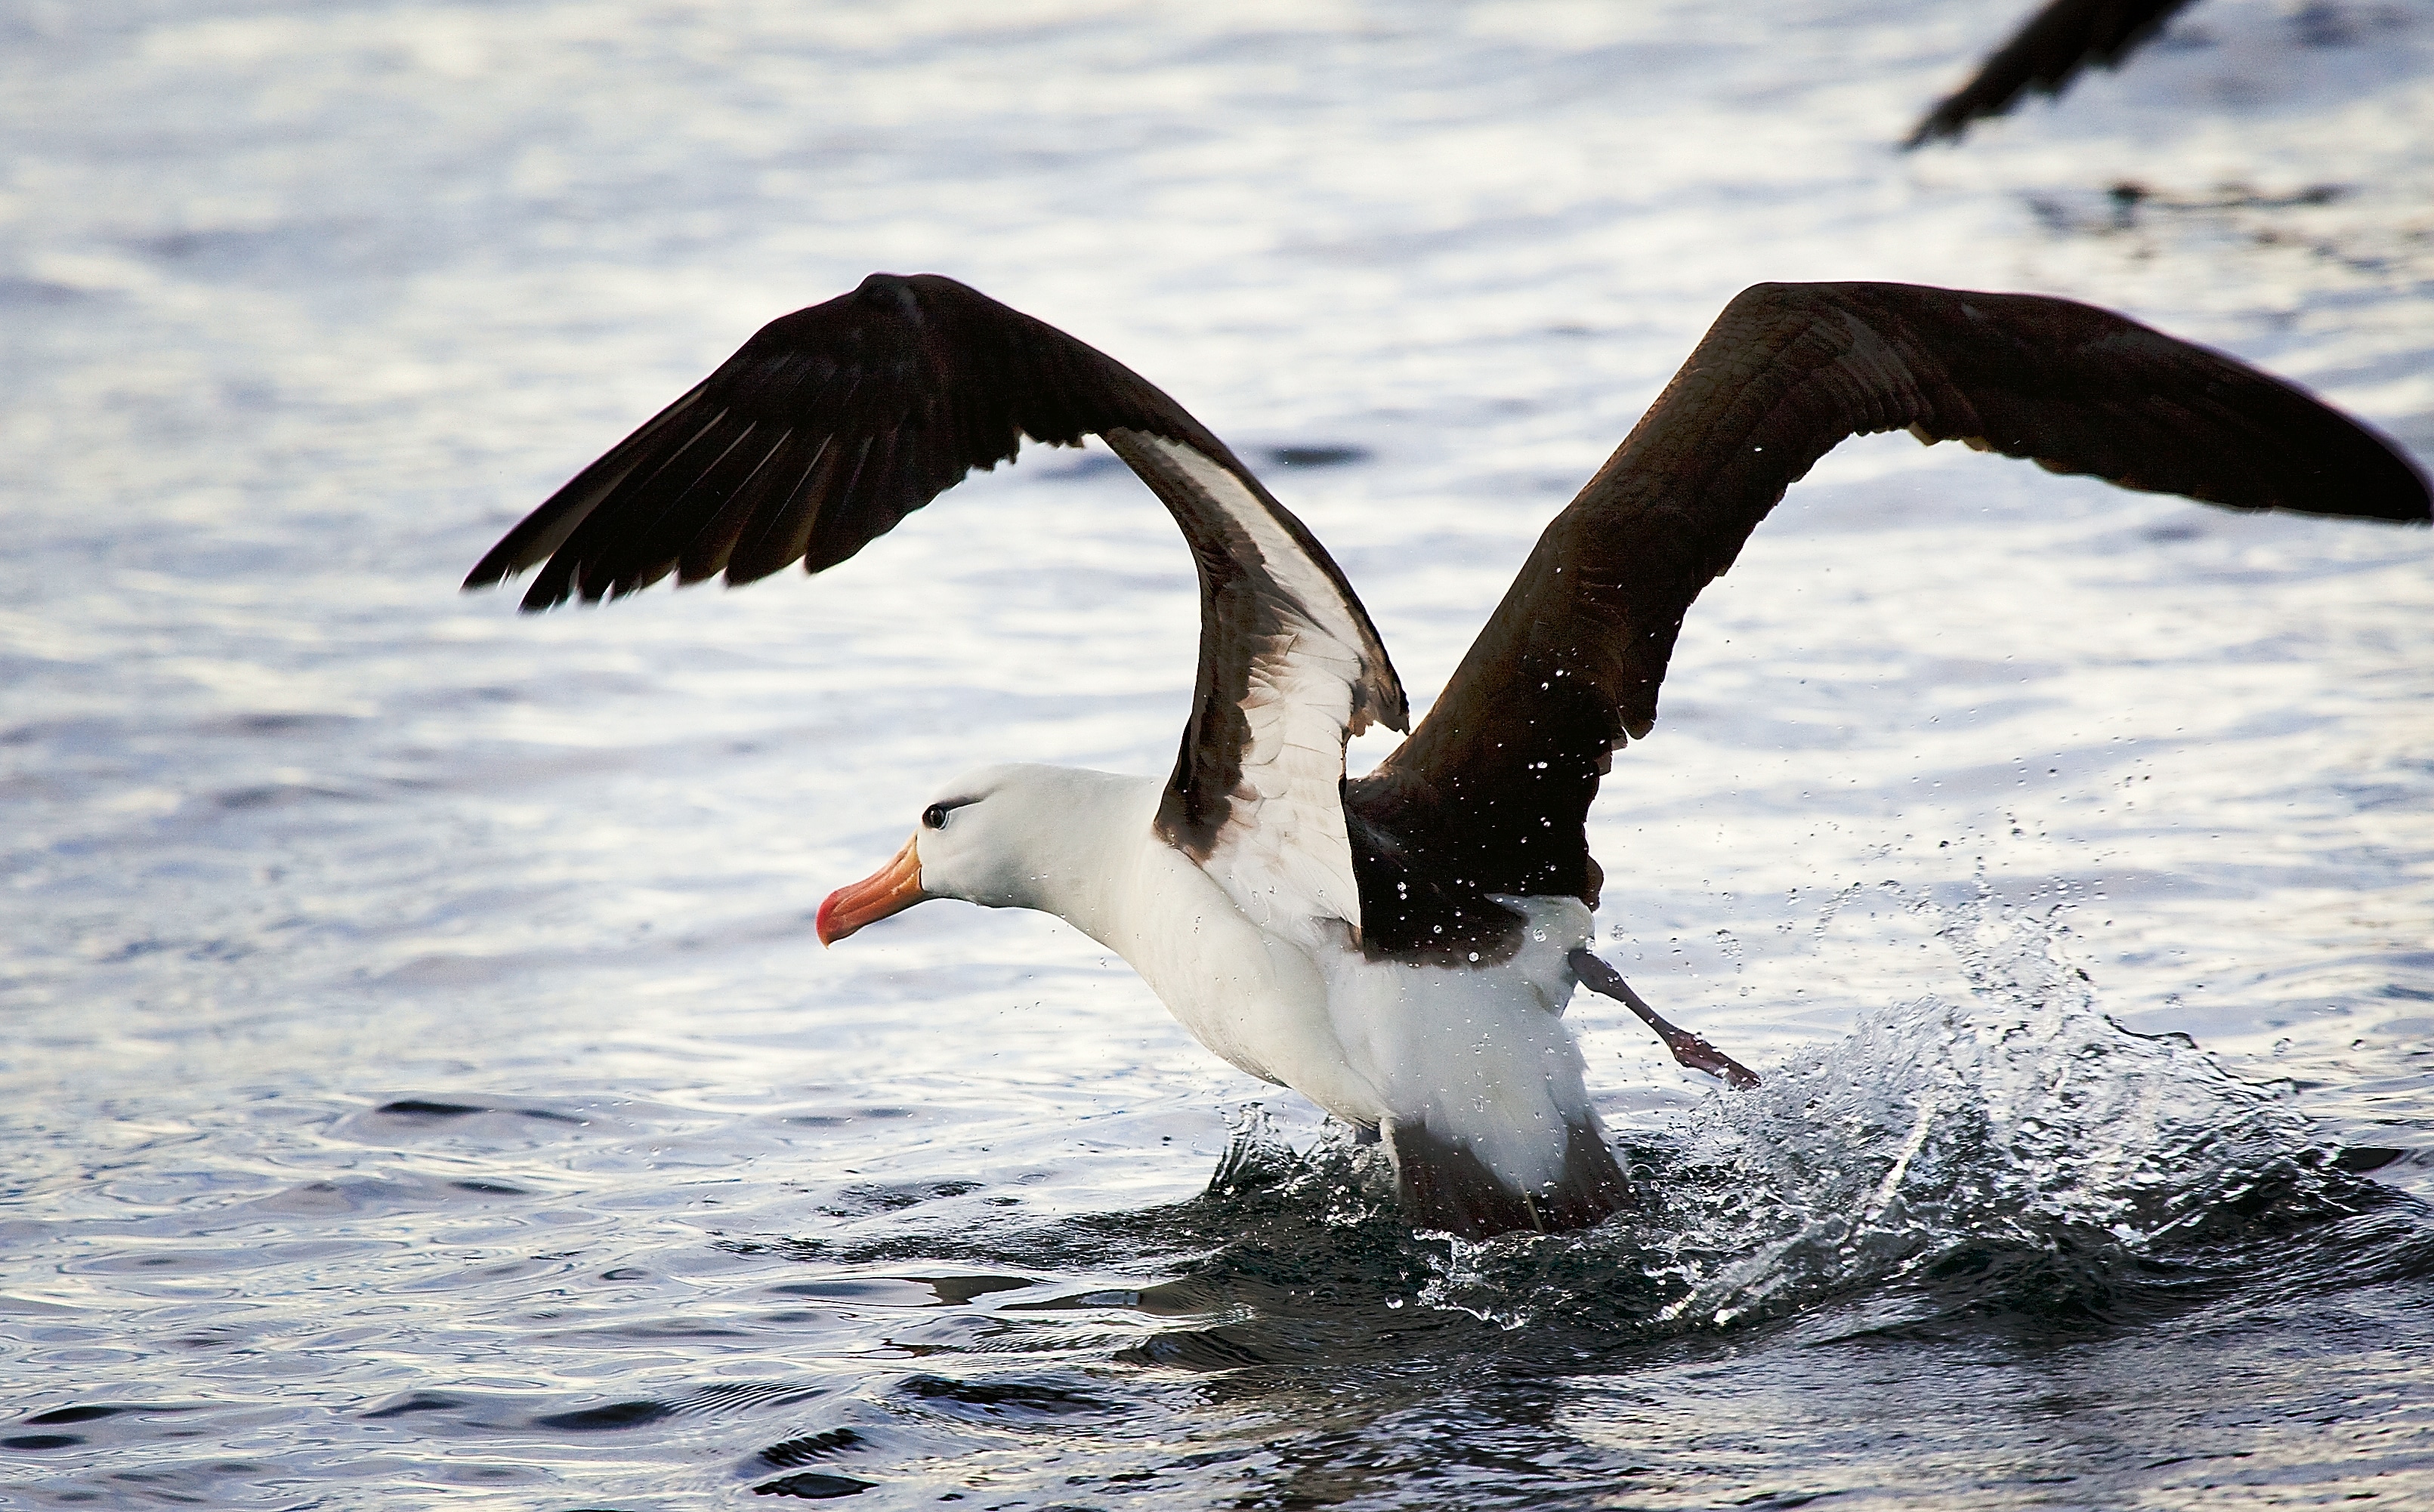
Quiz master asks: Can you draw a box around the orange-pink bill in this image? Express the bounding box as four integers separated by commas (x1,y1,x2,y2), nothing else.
815,835,927,945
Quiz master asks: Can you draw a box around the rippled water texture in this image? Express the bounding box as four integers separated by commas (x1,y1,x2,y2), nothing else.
5,1,2433,1506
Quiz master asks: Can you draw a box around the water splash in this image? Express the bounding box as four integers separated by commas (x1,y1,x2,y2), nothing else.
1419,896,2395,1336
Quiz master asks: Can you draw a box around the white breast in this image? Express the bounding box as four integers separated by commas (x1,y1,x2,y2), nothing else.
1070,808,1601,1194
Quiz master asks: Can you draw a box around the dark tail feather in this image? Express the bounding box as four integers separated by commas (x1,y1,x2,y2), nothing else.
1384,1117,1631,1239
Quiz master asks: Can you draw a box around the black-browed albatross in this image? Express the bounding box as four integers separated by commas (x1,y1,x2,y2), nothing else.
468,275,2429,1239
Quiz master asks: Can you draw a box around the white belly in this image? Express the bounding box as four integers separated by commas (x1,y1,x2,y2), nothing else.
1314,896,1599,1193
1079,829,1600,1194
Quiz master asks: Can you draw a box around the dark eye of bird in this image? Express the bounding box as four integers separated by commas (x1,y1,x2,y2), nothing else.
921,804,949,830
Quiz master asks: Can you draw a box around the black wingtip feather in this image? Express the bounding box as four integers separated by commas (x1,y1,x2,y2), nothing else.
465,383,718,594
681,430,820,585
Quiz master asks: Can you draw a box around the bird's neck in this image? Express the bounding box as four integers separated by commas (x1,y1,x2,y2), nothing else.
990,769,1169,943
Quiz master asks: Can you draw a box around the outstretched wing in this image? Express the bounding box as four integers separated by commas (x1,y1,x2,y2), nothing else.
1906,0,2195,147
1345,280,2429,958
467,273,1406,938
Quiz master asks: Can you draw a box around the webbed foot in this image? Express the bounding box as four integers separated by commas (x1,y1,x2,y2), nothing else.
1568,948,1762,1091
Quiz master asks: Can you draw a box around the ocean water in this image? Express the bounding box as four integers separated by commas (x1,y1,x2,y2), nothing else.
3,1,2432,1506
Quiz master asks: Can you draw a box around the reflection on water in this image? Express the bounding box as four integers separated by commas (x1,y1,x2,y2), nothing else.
5,0,2432,1506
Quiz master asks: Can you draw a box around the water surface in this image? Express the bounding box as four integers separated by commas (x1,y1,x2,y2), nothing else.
4,1,2432,1505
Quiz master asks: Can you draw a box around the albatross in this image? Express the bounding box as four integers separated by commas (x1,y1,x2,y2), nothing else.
467,274,2429,1238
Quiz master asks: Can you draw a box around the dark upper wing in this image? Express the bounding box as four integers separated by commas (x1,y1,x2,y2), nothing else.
1905,0,2196,147
468,273,1406,930
1343,280,2429,958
